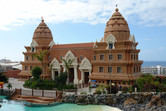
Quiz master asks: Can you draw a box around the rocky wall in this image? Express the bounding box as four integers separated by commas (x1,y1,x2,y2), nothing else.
62,92,166,111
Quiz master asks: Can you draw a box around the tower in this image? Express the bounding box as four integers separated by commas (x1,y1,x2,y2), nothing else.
18,18,55,80
89,8,143,87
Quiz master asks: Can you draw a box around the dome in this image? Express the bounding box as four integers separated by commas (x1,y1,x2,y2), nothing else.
104,8,130,42
33,18,53,46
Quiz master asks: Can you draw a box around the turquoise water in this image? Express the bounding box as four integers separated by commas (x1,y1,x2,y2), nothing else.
0,97,121,111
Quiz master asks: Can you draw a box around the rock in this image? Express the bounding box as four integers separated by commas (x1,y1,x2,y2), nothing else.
105,94,114,105
75,94,87,104
161,92,166,105
124,98,137,106
68,94,76,103
148,95,162,107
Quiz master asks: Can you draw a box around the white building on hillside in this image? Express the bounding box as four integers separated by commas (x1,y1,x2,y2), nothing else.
142,65,166,76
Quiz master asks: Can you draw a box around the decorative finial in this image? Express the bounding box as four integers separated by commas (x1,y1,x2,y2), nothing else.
41,16,44,22
115,4,119,12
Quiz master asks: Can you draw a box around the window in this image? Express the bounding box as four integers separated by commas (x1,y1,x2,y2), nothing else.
32,56,34,61
134,55,136,60
134,66,136,73
99,67,104,72
108,67,112,73
25,66,27,70
117,67,122,73
60,56,62,60
118,54,122,60
109,43,113,49
49,56,51,62
139,66,141,72
136,55,138,60
109,54,113,60
131,54,133,60
80,56,83,61
93,56,96,60
31,47,35,52
26,56,29,61
100,55,104,60
102,81,104,83
30,66,33,70
137,67,139,72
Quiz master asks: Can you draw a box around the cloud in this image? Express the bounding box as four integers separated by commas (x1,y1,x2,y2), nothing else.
0,0,166,30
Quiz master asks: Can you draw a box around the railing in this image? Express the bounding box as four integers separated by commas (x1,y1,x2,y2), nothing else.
20,88,62,98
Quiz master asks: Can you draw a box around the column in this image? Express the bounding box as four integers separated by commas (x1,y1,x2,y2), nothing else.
74,66,78,85
58,69,60,76
80,70,84,84
63,66,66,72
52,70,55,80
89,70,91,82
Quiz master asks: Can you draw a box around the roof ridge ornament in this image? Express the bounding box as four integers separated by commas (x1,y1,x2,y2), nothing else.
41,16,44,22
115,4,119,12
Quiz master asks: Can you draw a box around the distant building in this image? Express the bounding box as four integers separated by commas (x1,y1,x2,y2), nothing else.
142,65,166,76
19,8,143,86
0,62,21,78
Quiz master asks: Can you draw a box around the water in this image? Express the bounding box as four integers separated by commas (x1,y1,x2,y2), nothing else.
0,96,121,111
142,61,166,67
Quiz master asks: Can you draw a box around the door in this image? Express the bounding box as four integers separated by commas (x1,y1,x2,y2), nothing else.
84,72,89,84
69,68,74,83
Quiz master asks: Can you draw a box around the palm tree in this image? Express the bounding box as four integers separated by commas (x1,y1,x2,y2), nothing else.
61,58,74,84
32,50,48,80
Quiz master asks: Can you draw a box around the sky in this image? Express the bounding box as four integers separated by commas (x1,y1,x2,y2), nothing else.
0,0,166,62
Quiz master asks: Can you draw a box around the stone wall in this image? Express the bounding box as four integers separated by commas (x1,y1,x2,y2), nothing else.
62,92,166,111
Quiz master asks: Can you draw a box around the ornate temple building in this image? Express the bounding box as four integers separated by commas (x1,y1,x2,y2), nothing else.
18,8,143,87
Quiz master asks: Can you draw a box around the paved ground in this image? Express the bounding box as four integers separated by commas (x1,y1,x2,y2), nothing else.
3,78,96,95
3,78,28,90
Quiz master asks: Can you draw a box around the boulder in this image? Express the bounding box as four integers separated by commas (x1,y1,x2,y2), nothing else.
124,98,137,106
75,94,87,104
148,95,162,107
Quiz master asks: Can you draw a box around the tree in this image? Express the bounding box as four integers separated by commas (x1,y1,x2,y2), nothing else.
32,50,47,80
31,66,42,80
7,83,12,90
61,58,74,84
136,74,160,92
0,73,8,83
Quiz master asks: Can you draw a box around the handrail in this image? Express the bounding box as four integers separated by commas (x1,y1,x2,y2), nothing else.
10,89,16,96
55,92,63,102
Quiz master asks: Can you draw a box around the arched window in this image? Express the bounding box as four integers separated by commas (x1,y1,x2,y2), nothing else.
31,47,35,52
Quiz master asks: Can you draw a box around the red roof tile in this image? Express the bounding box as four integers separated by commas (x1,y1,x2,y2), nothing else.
51,42,94,49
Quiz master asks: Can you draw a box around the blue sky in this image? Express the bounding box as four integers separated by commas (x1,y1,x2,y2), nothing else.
0,0,166,61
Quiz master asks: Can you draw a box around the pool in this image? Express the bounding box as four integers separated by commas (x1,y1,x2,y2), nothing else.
0,96,121,111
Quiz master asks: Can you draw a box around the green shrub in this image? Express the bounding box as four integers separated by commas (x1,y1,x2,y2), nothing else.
80,91,87,95
0,73,8,83
122,87,128,93
95,88,102,94
106,85,118,94
64,84,76,89
31,81,37,89
23,79,55,90
31,66,42,80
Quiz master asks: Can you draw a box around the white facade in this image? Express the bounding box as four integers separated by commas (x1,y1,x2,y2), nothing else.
142,65,166,76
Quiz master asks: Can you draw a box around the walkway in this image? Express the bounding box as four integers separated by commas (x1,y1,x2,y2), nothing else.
3,78,96,95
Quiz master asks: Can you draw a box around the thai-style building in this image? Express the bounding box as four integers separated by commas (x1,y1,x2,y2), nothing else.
18,8,143,87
